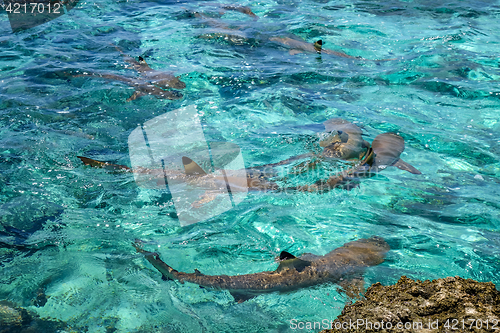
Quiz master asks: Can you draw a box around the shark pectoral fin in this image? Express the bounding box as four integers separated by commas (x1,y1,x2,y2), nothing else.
127,90,144,102
393,159,422,175
230,291,256,303
289,49,302,55
337,276,365,299
182,157,207,176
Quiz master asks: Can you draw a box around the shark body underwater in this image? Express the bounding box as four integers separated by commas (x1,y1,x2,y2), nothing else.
133,236,390,302
71,45,186,101
254,118,420,183
76,119,421,195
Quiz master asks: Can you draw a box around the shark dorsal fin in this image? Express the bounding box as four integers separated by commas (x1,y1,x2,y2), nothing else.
194,269,204,276
276,258,311,273
137,56,153,71
277,252,311,273
182,156,207,176
279,251,296,260
314,40,323,53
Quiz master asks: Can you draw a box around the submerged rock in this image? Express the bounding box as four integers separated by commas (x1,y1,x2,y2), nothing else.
322,276,500,333
0,300,73,333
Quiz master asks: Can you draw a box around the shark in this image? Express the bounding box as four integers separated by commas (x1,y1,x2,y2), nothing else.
72,72,183,101
189,8,258,46
289,131,421,192
219,4,258,18
186,4,394,61
77,123,420,196
76,154,279,192
197,3,258,19
251,118,371,173
133,236,390,302
269,37,360,58
77,121,420,201
319,118,371,160
70,45,186,101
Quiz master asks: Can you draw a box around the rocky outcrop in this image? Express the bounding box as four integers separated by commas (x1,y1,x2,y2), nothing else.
322,276,500,333
0,300,72,333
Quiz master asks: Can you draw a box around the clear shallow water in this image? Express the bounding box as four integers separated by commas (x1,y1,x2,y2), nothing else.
1,0,500,332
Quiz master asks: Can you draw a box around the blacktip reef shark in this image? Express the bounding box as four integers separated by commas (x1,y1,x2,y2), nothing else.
269,37,397,61
188,6,257,45
77,124,420,197
270,37,359,58
77,153,278,208
197,3,258,19
253,118,372,172
133,236,390,302
187,4,394,60
289,131,421,192
77,155,277,190
77,143,279,189
319,118,371,160
71,45,186,101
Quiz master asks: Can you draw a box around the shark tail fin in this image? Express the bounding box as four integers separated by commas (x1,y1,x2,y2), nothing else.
77,156,130,171
182,157,207,176
393,159,421,175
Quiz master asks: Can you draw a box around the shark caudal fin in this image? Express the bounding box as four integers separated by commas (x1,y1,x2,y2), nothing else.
182,157,207,176
77,156,131,171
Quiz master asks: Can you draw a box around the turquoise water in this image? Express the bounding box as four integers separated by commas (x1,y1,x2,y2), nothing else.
1,0,500,332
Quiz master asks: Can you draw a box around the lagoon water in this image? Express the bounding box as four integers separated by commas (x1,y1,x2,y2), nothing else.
1,0,500,331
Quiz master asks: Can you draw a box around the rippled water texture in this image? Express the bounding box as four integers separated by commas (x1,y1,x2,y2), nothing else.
1,0,500,332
